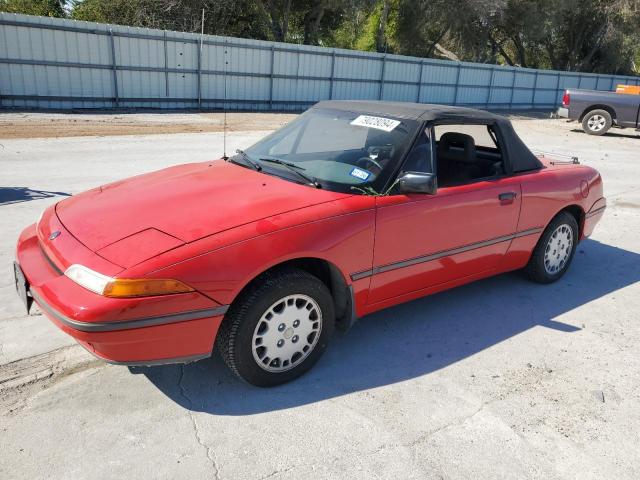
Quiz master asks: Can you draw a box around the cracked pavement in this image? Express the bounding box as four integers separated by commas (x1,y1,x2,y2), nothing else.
179,365,222,480
1,113,639,479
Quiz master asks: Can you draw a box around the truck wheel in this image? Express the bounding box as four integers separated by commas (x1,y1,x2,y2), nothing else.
524,211,579,284
581,109,612,136
217,268,335,387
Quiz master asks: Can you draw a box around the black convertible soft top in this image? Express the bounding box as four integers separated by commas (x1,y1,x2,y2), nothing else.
313,100,543,173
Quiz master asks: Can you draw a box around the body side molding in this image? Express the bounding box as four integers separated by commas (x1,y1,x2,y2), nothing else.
350,227,544,281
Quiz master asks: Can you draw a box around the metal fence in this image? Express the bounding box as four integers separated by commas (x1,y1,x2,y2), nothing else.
1,12,639,111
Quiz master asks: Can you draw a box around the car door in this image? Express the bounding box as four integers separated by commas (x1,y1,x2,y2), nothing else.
367,123,522,304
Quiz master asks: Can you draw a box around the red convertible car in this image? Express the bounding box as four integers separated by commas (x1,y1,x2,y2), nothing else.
14,101,605,386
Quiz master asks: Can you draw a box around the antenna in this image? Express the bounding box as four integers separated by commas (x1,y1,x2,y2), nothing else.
222,37,228,160
198,8,204,110
200,8,205,38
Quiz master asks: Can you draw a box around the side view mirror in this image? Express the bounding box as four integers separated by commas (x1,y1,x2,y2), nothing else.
398,172,437,195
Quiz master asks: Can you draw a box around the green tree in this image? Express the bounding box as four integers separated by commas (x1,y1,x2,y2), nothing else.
0,0,66,17
331,0,374,50
72,0,271,39
5,0,638,76
353,0,398,53
260,0,292,42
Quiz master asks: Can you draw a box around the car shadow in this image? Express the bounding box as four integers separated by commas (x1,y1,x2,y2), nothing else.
0,187,71,205
134,238,639,415
570,128,639,139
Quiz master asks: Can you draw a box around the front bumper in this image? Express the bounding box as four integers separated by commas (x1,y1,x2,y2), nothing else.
15,222,227,365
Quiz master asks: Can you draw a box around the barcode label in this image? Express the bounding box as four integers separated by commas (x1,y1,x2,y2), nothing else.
350,115,401,132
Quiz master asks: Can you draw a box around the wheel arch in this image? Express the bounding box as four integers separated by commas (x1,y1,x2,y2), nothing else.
579,104,617,122
553,204,585,239
226,257,355,331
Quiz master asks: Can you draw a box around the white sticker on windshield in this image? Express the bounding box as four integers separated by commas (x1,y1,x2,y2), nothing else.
350,115,401,132
349,167,371,181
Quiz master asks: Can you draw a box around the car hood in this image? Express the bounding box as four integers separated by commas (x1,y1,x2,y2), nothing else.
56,161,348,257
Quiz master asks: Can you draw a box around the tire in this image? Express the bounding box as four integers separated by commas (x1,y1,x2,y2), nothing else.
216,267,335,387
581,109,612,136
524,211,579,284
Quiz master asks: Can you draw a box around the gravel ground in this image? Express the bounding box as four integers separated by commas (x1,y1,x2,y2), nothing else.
0,112,639,480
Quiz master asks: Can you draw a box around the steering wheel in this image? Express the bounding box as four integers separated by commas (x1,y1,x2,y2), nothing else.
356,156,383,171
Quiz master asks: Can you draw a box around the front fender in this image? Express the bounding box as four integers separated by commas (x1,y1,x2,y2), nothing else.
146,207,376,307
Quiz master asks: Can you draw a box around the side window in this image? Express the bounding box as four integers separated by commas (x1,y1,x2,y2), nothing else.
434,123,505,187
435,124,498,149
402,129,433,174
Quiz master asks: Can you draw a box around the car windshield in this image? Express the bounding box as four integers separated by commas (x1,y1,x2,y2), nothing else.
240,107,418,193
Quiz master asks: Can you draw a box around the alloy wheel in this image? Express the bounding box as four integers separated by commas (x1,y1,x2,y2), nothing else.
587,114,606,132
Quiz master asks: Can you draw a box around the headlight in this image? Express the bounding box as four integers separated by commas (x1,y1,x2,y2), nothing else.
64,264,194,298
64,264,111,294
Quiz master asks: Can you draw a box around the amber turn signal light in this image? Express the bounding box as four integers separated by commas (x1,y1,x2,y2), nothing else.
103,278,195,298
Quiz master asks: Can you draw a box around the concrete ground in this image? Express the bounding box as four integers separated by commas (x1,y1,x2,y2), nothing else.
0,112,639,479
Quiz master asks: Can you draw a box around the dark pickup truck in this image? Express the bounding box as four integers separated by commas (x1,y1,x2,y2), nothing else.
557,89,640,135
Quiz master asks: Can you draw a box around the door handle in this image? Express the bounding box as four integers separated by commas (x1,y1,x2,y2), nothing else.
498,191,517,204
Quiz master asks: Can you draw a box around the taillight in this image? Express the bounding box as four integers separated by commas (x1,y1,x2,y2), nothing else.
562,91,570,106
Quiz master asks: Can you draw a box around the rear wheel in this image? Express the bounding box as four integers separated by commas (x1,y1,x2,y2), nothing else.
217,268,335,387
524,211,579,284
581,109,612,136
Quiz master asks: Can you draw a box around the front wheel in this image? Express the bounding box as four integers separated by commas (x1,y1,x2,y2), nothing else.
581,109,612,136
216,268,335,387
524,211,579,284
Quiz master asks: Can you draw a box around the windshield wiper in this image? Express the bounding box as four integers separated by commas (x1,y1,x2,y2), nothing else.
258,157,322,188
227,149,262,171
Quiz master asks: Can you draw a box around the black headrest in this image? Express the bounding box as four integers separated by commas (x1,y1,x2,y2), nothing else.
437,132,475,164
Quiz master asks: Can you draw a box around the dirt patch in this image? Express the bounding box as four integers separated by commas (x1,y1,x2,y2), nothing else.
0,109,554,140
0,112,298,139
0,344,101,413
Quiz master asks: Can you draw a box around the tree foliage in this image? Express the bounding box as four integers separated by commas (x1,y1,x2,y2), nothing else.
1,0,66,17
2,0,638,75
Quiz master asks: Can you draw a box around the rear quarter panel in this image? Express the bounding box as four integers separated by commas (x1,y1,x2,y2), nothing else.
500,162,603,271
